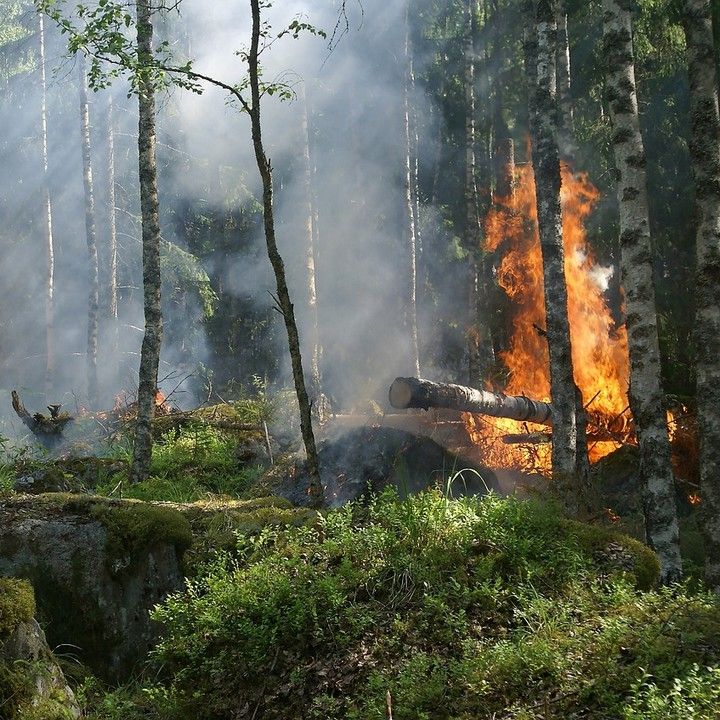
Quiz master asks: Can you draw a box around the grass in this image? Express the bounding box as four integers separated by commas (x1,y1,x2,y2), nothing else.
71,489,718,720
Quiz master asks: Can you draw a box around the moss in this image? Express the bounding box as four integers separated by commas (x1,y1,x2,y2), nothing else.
177,496,317,573
3,494,192,575
0,661,34,718
85,501,193,574
563,519,660,590
0,578,35,638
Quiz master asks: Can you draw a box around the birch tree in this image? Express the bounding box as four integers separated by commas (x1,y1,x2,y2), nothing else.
682,0,720,591
78,53,99,409
38,11,55,399
528,0,585,493
403,0,420,377
602,0,682,581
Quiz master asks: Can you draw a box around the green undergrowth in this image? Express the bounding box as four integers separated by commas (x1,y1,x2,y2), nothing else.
75,490,720,720
101,423,266,502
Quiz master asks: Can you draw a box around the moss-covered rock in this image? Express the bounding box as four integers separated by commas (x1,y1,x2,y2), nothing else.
0,578,35,638
0,582,80,719
563,519,661,590
0,495,190,681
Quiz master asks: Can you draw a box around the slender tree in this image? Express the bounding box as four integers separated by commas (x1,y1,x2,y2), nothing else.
555,0,574,157
528,0,584,493
403,0,420,376
300,83,323,417
78,53,99,408
130,0,163,484
465,0,482,387
602,0,682,581
247,0,323,504
106,94,119,359
38,11,54,400
682,0,720,591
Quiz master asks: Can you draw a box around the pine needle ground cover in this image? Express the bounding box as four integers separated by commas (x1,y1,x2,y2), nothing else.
82,491,720,719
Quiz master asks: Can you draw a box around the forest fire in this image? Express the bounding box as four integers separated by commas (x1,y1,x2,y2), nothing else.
466,163,633,473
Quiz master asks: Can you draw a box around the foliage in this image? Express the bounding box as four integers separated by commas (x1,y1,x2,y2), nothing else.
0,577,35,637
126,491,720,720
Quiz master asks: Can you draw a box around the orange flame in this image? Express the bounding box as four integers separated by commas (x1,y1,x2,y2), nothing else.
467,162,632,473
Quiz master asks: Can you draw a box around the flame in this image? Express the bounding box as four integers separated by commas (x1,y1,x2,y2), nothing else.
468,161,632,473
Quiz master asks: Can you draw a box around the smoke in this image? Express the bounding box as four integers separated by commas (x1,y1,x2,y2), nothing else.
0,0,464,438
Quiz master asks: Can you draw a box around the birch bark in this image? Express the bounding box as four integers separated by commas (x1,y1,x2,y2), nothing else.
529,0,580,484
683,0,720,590
78,55,99,408
602,0,682,581
130,0,163,484
39,13,54,400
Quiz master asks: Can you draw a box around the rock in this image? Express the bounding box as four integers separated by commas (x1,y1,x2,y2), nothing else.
0,495,191,682
1,578,81,719
12,457,127,495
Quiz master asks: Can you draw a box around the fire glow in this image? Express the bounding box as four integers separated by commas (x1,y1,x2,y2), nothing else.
464,163,632,474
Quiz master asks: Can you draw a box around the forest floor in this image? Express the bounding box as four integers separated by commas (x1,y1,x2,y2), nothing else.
0,394,718,719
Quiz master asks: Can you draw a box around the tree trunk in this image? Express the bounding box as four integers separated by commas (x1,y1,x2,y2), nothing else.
465,0,490,388
39,12,54,400
106,94,119,360
248,0,323,505
403,0,421,376
529,0,582,485
603,0,682,581
130,0,163,485
683,0,720,591
299,84,323,414
389,376,553,424
78,54,99,409
555,0,575,158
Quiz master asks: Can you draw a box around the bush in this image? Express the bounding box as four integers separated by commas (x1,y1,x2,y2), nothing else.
141,490,714,720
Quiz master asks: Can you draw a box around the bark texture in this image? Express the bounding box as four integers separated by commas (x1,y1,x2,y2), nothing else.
300,84,322,402
602,0,682,581
389,376,554,424
106,95,119,357
403,1,421,376
529,0,580,481
39,12,54,400
683,0,720,590
248,0,323,505
130,0,163,484
78,55,99,409
555,0,575,157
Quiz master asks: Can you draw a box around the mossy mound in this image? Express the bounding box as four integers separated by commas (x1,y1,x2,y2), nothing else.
170,496,318,573
0,578,35,637
126,491,712,720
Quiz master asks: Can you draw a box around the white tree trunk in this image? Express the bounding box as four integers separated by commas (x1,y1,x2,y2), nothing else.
403,1,420,376
529,0,581,485
39,12,54,400
603,0,682,581
683,0,720,591
78,55,99,409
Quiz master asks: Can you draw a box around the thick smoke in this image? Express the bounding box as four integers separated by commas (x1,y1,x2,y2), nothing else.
0,0,459,439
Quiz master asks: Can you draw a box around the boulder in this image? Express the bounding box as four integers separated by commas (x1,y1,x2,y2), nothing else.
0,495,191,682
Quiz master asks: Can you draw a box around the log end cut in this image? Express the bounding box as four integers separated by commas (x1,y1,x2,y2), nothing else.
389,378,416,410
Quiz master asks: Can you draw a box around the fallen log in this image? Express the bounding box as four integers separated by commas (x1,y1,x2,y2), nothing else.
388,377,554,425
